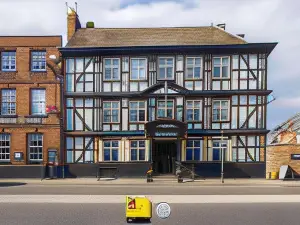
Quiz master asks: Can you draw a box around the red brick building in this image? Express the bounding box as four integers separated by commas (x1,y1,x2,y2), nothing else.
0,36,62,178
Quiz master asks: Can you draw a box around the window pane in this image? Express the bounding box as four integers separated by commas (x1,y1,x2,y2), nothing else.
187,140,193,147
194,67,201,78
186,148,193,160
131,149,137,160
221,109,228,120
112,149,118,161
222,66,228,78
194,141,200,147
139,149,145,160
131,69,138,79
194,148,200,160
213,67,220,77
130,110,137,122
213,58,221,65
104,149,110,161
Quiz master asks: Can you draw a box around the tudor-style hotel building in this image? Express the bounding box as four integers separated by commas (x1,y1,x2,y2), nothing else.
61,10,277,178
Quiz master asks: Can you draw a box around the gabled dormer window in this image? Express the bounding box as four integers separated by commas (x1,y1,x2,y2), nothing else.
158,57,174,80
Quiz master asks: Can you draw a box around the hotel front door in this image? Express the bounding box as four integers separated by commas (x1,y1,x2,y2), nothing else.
152,141,177,174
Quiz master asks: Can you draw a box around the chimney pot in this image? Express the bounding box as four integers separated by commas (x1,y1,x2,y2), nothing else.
86,21,95,28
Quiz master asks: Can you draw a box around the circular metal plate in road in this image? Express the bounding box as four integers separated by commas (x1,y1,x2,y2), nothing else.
156,202,171,219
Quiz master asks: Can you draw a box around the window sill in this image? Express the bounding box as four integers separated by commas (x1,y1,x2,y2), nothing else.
0,115,18,118
25,115,48,118
1,70,17,73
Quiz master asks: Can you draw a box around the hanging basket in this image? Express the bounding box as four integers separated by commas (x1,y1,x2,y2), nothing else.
46,105,58,114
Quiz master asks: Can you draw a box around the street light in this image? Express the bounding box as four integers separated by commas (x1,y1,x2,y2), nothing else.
49,55,65,179
221,130,224,183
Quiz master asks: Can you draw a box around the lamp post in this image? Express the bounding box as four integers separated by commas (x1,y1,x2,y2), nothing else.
221,130,224,183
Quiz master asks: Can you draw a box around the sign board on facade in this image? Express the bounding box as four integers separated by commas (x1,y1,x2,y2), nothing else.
291,154,300,160
145,119,187,138
14,152,23,161
279,165,294,180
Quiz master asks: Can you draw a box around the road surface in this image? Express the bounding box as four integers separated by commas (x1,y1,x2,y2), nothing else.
0,203,298,225
1,183,300,195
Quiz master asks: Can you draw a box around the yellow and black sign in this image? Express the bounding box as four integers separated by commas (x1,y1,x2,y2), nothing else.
126,196,152,223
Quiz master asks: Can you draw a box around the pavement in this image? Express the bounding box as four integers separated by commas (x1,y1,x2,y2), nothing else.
0,177,299,186
0,203,299,225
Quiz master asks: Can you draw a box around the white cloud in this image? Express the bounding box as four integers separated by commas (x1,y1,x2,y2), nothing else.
0,0,299,128
273,97,300,108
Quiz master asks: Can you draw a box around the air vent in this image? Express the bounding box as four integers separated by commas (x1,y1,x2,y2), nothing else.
86,21,95,28
216,23,226,30
237,34,245,38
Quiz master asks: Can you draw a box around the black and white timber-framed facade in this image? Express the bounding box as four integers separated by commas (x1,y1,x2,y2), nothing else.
60,12,277,178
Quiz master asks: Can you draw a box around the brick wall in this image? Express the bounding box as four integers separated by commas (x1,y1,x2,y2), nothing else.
6,127,60,165
266,144,300,175
0,36,62,165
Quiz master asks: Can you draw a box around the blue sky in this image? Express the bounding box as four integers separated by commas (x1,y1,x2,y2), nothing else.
0,0,299,129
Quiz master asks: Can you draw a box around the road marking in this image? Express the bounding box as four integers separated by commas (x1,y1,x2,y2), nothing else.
1,195,300,204
7,184,283,188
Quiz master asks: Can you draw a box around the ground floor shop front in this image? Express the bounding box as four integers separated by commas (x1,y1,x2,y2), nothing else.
63,133,267,178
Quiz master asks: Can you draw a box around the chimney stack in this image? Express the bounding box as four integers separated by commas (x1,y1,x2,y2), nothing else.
67,7,81,41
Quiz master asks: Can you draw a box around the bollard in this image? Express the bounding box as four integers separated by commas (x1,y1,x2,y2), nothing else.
146,169,153,183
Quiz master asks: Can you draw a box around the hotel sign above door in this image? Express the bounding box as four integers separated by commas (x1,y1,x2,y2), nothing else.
145,119,187,138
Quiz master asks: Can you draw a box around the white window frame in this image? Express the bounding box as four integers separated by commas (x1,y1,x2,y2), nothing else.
186,100,202,121
1,89,16,115
31,89,46,115
157,99,174,119
130,140,146,161
103,101,120,123
103,140,119,161
0,134,10,161
212,140,227,161
212,100,230,122
130,58,147,80
129,101,147,122
213,56,230,79
103,58,120,81
185,57,202,79
158,57,175,80
28,133,43,162
31,51,46,72
1,52,16,71
186,139,202,161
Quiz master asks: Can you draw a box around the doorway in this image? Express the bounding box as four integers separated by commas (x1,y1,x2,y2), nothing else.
152,141,177,175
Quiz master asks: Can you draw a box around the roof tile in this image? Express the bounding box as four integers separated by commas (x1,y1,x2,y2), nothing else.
66,26,247,48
